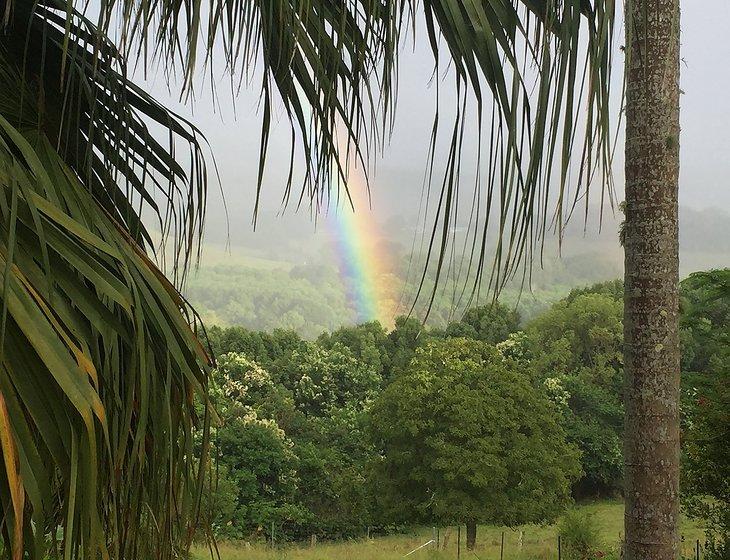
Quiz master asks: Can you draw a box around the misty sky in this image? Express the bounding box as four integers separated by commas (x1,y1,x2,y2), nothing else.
140,2,730,248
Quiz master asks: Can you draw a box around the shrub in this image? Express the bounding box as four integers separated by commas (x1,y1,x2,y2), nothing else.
559,510,602,560
704,535,730,560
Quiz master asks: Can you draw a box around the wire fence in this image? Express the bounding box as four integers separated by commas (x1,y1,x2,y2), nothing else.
397,529,708,559
263,523,707,559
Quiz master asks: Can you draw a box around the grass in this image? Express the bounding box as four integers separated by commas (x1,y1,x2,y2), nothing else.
196,243,294,270
192,501,706,560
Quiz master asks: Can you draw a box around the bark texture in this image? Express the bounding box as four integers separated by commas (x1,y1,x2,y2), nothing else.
623,1,681,560
466,521,477,551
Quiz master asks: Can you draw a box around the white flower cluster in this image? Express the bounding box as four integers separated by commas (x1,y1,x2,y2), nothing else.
216,353,275,402
497,331,529,362
295,373,328,409
238,408,288,442
222,376,248,400
543,376,570,410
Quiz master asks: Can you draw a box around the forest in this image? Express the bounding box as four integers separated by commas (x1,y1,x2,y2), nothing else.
199,270,728,557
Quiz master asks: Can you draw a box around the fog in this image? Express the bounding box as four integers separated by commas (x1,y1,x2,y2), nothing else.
131,2,730,284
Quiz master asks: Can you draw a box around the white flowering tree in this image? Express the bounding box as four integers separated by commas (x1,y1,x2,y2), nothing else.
209,353,306,539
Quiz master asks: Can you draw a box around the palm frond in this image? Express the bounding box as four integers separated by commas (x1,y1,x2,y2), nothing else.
0,5,213,560
411,0,617,313
39,0,614,302
3,0,209,284
84,0,404,219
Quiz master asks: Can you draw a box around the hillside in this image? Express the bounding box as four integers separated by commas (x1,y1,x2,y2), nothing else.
184,206,729,336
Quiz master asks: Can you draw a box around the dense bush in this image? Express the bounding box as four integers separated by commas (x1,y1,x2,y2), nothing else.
523,292,624,496
558,510,602,560
206,342,382,541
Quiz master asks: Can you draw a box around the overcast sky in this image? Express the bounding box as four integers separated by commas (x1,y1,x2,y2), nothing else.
140,2,730,247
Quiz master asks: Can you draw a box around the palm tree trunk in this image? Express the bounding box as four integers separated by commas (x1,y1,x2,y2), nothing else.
466,521,477,550
623,1,681,560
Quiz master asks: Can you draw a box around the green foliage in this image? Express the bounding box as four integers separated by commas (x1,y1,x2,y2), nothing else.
369,338,581,528
204,464,240,537
558,510,602,560
317,321,391,378
293,409,375,538
526,293,623,374
207,326,309,388
680,270,730,374
209,354,306,539
524,291,624,496
284,343,381,415
680,270,730,558
0,11,212,559
563,279,624,304
442,303,520,344
207,346,380,541
217,417,305,539
200,272,728,545
189,265,353,338
385,315,430,380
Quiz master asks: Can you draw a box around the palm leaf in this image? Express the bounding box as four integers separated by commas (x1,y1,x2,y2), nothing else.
0,5,213,559
410,0,616,312
45,0,614,301
0,114,213,559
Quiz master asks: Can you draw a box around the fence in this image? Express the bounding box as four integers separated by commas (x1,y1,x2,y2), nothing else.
264,523,706,559
401,529,707,559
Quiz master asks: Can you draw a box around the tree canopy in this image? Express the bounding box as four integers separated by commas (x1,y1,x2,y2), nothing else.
192,273,729,548
369,338,581,531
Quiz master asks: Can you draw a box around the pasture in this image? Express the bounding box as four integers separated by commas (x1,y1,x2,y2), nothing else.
193,501,706,560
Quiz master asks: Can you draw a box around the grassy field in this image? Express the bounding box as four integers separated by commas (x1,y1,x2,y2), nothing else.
192,501,706,560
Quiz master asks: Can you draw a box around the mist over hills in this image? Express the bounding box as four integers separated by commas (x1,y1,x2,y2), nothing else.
185,205,728,337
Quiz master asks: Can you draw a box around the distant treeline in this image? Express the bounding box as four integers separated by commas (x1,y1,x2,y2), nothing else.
187,250,624,338
186,206,730,339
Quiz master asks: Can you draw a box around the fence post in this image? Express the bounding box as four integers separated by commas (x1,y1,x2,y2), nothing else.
457,526,461,559
500,531,504,560
696,539,700,560
432,527,437,549
558,535,562,560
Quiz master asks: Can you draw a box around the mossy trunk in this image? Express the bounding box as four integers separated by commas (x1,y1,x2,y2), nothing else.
623,1,681,559
466,521,477,550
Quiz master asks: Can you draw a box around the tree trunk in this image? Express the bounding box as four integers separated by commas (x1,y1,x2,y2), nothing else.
623,2,681,560
466,521,477,550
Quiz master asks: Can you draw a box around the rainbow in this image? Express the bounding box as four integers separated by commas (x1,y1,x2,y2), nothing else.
327,171,395,326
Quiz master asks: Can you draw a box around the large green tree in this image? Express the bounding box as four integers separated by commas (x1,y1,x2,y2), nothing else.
370,338,580,550
1,1,682,559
